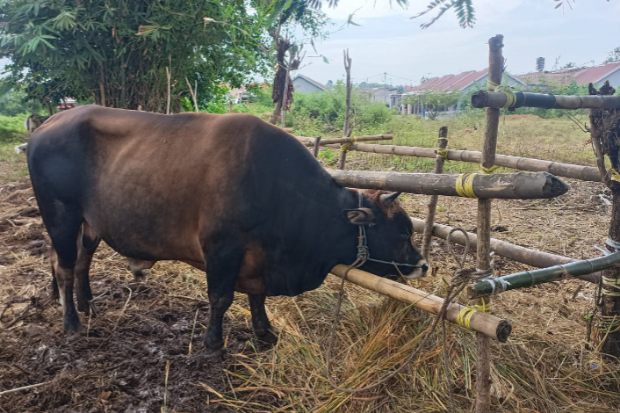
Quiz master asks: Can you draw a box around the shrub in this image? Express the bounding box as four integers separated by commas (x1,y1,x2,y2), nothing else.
290,81,393,134
0,114,28,143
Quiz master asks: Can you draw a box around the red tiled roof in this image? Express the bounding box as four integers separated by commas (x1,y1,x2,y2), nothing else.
409,69,488,92
574,62,620,84
519,62,620,86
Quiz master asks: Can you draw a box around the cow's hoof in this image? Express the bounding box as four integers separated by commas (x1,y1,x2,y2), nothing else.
204,346,225,359
256,330,278,347
64,321,83,337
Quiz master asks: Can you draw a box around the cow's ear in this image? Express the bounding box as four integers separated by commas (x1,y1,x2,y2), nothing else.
343,208,375,226
380,192,401,207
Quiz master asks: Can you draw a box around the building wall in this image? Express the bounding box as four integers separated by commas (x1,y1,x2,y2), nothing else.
597,70,620,89
293,78,323,94
460,74,525,94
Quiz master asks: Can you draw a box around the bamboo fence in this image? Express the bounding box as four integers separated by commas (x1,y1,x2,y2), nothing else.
471,90,620,110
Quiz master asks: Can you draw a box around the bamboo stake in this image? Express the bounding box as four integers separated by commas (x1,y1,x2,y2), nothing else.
339,49,352,170
329,265,512,342
422,126,449,259
297,134,393,146
472,90,620,110
165,67,171,115
468,252,620,299
305,142,601,182
328,170,568,199
474,34,504,413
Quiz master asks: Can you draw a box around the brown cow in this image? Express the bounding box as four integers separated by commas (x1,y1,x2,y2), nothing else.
27,105,427,356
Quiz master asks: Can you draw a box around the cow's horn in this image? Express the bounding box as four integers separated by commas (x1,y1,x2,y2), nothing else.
380,192,401,206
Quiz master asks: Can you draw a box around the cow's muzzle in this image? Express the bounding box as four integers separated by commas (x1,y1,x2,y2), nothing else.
403,260,429,280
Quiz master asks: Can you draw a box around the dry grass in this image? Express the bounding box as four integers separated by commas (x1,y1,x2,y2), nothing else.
1,115,619,412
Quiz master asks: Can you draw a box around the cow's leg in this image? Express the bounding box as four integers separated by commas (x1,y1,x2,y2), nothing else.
204,244,243,357
75,222,101,313
248,293,277,345
44,207,83,334
50,249,59,302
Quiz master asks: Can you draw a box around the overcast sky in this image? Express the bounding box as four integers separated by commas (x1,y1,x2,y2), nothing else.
299,0,620,86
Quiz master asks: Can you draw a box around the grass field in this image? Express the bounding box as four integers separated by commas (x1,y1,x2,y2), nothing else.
0,112,618,413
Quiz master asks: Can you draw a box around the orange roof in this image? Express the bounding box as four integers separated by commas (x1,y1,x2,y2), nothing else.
408,69,488,92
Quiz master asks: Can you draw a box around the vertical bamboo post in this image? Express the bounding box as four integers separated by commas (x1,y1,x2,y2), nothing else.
421,126,448,260
339,49,353,170
475,34,504,413
313,136,322,158
589,81,620,357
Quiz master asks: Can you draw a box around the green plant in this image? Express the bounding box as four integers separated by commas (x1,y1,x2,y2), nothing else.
0,113,28,142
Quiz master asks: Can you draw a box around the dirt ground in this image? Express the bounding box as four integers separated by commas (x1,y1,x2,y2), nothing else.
0,150,619,412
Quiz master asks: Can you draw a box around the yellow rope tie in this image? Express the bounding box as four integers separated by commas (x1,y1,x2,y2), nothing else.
457,299,491,329
609,168,620,183
487,80,498,91
340,142,351,153
436,148,449,159
455,173,477,198
602,276,620,297
479,165,500,174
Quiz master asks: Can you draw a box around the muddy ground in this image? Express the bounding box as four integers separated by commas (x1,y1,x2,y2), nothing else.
0,163,616,412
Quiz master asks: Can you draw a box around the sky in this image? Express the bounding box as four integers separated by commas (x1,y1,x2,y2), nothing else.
297,0,620,86
2,1,619,87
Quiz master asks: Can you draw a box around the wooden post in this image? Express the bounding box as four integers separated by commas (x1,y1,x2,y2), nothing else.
421,126,448,260
339,49,353,170
313,136,322,158
589,81,620,357
474,34,504,413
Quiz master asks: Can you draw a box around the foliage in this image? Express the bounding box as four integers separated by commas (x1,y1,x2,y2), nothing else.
604,46,620,64
0,113,28,142
290,81,392,134
412,0,476,29
0,89,42,116
180,84,230,114
0,0,272,111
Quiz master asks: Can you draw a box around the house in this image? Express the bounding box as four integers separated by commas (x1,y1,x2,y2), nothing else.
401,69,525,116
360,87,400,108
292,74,326,94
519,61,620,89
407,68,525,94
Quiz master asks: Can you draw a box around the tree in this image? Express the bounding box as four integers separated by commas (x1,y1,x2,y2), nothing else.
562,62,577,69
0,0,272,112
604,47,620,64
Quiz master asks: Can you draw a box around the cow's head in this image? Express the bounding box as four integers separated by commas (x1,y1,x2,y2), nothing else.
344,190,428,280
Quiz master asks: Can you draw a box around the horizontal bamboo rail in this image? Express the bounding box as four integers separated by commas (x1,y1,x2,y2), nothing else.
330,265,512,342
297,134,393,146
325,143,601,183
467,252,620,298
410,218,600,284
471,91,620,110
329,170,568,199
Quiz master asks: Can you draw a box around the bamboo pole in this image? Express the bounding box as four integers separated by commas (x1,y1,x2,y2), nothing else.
468,252,620,299
422,127,449,259
339,49,353,170
329,265,512,342
297,134,393,146
474,34,504,413
312,143,601,182
313,136,322,158
328,170,568,199
472,90,620,110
